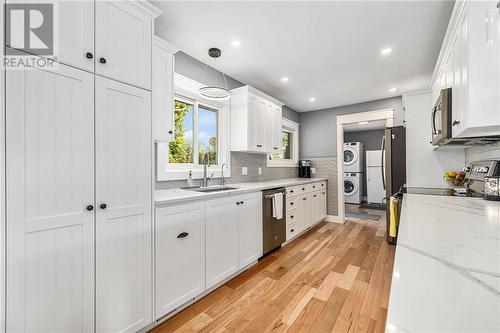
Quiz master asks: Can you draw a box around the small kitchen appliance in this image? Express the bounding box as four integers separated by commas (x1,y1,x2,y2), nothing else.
298,160,312,178
466,159,500,200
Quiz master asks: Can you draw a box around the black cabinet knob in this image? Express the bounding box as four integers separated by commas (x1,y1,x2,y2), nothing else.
290,202,294,206
302,188,305,190
313,185,316,188
100,203,107,209
291,229,294,232
290,190,294,193
236,202,240,205
168,130,173,134
240,201,244,204
86,205,94,211
303,198,307,201
99,57,106,64
290,215,294,219
177,232,189,239
313,195,317,197
86,52,93,59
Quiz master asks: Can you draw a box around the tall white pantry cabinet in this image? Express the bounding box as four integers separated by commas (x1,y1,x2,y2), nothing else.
4,1,162,332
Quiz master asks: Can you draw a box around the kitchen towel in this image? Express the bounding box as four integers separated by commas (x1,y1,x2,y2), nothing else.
272,192,283,219
389,196,399,238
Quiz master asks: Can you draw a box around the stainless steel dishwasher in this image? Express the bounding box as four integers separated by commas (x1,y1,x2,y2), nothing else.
262,187,286,255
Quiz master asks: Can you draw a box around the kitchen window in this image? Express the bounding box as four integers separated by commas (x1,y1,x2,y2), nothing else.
267,118,299,167
157,74,230,181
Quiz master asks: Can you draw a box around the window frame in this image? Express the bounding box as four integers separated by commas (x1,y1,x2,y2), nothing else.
267,118,300,168
157,74,231,181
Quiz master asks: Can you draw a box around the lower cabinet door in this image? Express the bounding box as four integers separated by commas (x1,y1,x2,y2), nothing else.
298,194,309,231
95,77,152,333
320,190,327,218
238,193,263,268
205,197,240,289
155,202,205,318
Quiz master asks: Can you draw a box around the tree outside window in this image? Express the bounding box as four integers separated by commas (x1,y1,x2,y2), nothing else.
168,98,218,165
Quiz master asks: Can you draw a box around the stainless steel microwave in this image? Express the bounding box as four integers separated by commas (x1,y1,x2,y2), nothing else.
430,88,500,146
431,88,452,145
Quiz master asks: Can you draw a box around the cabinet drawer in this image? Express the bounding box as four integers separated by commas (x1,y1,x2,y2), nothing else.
286,210,298,225
286,197,298,211
286,185,301,197
286,222,299,241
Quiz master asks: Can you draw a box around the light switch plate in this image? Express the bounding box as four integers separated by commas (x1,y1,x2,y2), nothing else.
258,167,262,175
311,167,316,174
242,167,248,175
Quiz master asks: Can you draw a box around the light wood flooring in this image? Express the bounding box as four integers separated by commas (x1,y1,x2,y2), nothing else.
151,208,395,333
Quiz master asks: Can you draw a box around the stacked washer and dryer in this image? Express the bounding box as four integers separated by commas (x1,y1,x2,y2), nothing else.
343,142,364,204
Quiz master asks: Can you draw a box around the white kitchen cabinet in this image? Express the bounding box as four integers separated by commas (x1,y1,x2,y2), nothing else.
238,193,263,268
5,0,94,72
155,202,205,318
5,63,95,333
95,1,154,89
205,197,240,288
285,182,327,241
431,0,500,138
95,77,152,333
152,36,178,142
230,85,284,154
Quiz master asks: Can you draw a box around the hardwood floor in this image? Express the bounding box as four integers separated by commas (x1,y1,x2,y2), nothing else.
151,209,395,333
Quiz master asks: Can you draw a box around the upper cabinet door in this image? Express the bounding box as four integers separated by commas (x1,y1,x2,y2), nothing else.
272,105,283,154
5,0,94,72
57,0,95,72
6,63,95,333
95,77,152,333
95,1,152,90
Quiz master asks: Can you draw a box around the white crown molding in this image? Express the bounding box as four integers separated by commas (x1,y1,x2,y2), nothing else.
127,0,163,19
230,85,285,107
154,36,179,55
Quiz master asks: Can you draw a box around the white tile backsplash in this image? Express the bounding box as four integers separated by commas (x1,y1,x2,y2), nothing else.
465,142,500,163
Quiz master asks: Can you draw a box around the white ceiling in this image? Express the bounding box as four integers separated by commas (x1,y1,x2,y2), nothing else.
153,1,454,112
344,119,387,132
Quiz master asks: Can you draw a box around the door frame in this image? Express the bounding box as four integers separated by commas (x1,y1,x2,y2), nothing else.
336,108,394,224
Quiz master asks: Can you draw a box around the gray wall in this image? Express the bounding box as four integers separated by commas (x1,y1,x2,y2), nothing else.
156,52,301,189
344,129,385,196
299,96,403,158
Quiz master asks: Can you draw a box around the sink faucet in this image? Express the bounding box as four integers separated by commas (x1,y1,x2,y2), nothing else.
221,163,228,186
202,152,211,187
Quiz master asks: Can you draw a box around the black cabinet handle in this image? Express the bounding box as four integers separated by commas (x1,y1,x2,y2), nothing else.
100,203,107,209
290,190,294,193
86,52,93,59
236,202,240,205
168,130,173,134
240,201,244,204
452,120,460,126
322,192,325,194
313,194,317,197
303,198,307,201
99,57,106,64
86,205,94,211
177,232,189,239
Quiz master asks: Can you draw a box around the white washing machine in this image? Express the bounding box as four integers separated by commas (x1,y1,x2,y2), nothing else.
344,172,363,204
344,142,364,172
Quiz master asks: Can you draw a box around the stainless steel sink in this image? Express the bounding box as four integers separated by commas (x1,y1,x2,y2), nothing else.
186,186,238,193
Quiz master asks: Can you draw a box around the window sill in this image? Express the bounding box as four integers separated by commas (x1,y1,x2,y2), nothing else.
266,159,298,168
157,166,231,182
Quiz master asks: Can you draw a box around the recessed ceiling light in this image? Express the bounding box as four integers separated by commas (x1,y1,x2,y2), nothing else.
231,40,241,47
389,87,398,93
309,97,316,102
281,77,289,82
358,121,369,125
381,48,392,56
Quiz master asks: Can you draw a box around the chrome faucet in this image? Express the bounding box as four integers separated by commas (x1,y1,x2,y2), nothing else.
202,152,211,187
221,163,228,186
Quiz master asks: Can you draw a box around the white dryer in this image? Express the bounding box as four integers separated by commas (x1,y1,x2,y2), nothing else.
344,142,364,172
344,172,363,204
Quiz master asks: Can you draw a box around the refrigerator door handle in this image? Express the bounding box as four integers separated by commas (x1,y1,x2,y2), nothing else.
380,135,386,190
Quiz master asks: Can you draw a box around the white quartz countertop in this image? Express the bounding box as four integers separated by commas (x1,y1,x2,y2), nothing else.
386,194,500,333
154,178,328,206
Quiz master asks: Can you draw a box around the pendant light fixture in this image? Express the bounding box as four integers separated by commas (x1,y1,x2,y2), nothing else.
199,47,231,100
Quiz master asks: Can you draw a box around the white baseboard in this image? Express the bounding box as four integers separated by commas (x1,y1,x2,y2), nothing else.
324,215,344,224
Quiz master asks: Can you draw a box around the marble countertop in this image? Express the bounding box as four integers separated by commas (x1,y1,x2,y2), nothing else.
155,177,328,206
386,194,500,333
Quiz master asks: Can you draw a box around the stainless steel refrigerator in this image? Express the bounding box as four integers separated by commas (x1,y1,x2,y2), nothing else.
382,126,406,244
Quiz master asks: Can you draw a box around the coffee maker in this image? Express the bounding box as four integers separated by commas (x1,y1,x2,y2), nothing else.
298,160,312,178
